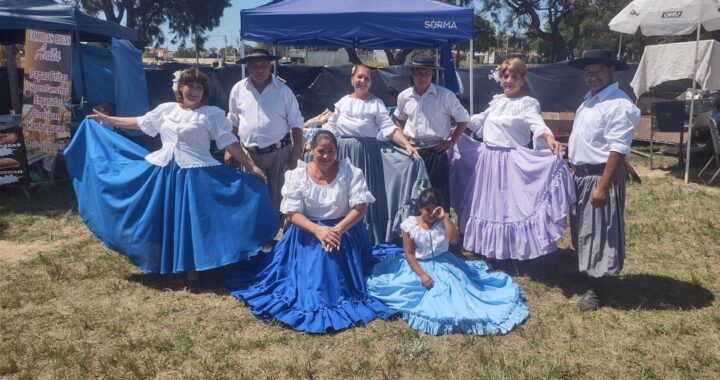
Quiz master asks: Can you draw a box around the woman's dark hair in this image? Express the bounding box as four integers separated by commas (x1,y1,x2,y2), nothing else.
418,187,443,209
310,129,338,150
174,67,211,104
93,101,116,116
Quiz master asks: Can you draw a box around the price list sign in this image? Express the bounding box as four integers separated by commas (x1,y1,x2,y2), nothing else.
21,29,73,154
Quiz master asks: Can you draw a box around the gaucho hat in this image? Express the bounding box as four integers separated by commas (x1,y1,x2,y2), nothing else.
567,49,629,71
238,48,280,64
406,55,444,71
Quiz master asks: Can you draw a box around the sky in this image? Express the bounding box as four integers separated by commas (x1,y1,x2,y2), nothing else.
160,0,270,50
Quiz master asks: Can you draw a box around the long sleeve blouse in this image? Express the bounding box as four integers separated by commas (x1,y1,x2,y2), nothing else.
279,159,376,220
469,95,552,149
137,102,238,168
324,95,397,140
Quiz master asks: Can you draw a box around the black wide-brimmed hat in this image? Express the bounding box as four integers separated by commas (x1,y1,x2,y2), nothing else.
237,48,280,64
406,55,444,71
567,49,629,71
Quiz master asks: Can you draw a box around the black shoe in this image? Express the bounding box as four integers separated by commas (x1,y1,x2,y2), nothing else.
578,289,600,311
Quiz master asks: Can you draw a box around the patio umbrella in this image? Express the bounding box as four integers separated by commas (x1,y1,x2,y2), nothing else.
609,0,720,183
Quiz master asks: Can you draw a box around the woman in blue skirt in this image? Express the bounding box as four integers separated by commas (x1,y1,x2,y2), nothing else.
367,188,528,336
65,68,279,289
225,130,396,334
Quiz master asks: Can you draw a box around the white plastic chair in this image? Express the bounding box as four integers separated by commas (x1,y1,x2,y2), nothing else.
698,115,720,184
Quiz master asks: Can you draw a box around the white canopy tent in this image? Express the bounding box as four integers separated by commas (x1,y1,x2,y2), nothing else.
609,0,720,182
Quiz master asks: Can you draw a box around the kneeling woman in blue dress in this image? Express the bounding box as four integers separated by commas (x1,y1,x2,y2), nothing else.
225,130,396,334
367,188,529,336
65,68,279,287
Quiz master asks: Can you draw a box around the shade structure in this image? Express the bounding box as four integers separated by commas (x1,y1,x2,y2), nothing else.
240,0,474,108
241,0,473,48
609,0,720,36
609,0,720,182
0,0,139,43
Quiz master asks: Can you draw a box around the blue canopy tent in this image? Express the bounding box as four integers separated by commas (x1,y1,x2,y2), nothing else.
0,0,138,43
240,0,477,112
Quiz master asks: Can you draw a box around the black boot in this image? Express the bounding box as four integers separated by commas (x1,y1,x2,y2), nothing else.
578,276,603,312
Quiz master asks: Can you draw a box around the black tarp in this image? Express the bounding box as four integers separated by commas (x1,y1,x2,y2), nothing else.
141,61,638,119
3,61,639,117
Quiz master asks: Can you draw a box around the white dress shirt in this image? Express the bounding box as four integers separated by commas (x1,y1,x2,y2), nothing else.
324,95,397,140
400,216,454,260
227,75,304,149
137,103,238,168
279,159,376,220
568,82,640,165
394,83,470,143
470,94,552,149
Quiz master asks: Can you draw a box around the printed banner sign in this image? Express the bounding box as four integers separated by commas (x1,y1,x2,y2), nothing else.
0,116,30,186
21,29,73,154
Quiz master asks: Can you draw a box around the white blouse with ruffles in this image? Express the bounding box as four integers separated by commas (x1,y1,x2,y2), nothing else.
469,95,552,149
137,102,238,168
324,95,397,141
400,216,454,260
280,159,376,220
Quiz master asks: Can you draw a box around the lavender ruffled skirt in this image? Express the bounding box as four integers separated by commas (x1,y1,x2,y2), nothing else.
450,135,576,260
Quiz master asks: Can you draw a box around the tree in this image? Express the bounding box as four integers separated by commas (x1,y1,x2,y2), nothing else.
456,13,497,52
77,0,231,49
174,46,197,59
478,0,584,62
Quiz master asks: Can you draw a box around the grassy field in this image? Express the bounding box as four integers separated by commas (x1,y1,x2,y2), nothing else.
1,154,719,379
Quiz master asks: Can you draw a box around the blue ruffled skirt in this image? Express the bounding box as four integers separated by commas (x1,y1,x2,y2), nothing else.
367,251,528,336
225,219,397,334
64,119,279,274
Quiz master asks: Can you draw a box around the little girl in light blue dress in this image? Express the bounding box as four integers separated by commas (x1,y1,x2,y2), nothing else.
367,188,529,336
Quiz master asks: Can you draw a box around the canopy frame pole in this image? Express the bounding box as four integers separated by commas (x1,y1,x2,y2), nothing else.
684,23,701,183
74,29,89,113
617,35,623,60
4,44,21,114
272,44,278,75
435,48,440,84
240,37,245,79
469,38,474,115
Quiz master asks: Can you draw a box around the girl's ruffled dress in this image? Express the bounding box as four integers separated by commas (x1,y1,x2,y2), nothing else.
450,95,576,260
367,216,528,336
225,159,396,334
324,95,429,245
64,103,279,274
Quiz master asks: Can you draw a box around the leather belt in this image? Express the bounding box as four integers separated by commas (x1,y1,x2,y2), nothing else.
246,133,291,154
573,163,606,177
410,137,443,149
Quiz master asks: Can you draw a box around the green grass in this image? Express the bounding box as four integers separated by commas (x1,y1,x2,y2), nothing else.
1,157,719,379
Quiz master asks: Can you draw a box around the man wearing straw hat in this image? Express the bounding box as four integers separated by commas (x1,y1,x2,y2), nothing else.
394,55,470,210
567,49,640,311
226,48,305,216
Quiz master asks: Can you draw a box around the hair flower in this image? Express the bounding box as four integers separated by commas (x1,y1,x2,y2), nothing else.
488,68,501,83
171,70,183,91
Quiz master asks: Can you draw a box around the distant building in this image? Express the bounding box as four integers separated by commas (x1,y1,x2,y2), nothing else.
147,48,174,61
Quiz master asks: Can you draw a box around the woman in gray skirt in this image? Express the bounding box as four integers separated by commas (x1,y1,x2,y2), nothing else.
323,64,429,245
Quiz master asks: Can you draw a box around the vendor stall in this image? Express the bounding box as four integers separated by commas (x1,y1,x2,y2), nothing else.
0,0,142,188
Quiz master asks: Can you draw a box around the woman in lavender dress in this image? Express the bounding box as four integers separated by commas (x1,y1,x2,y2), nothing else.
450,58,576,260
